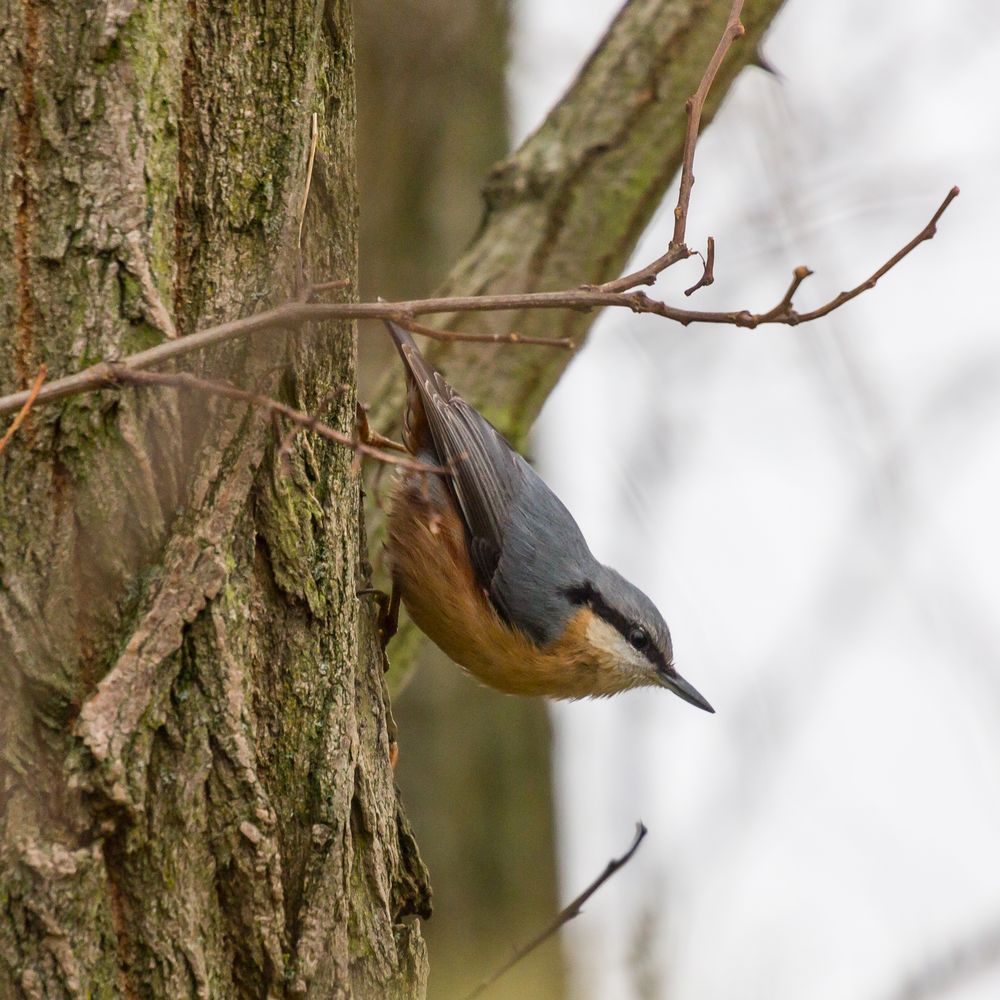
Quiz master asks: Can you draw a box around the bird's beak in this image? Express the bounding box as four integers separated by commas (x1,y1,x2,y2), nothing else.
657,667,715,713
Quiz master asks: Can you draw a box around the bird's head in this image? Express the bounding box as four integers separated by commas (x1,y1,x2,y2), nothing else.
563,569,713,712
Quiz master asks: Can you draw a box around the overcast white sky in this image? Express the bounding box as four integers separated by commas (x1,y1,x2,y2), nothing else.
510,2,1000,998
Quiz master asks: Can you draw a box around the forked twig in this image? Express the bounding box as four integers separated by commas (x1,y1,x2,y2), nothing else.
599,0,746,293
684,236,717,297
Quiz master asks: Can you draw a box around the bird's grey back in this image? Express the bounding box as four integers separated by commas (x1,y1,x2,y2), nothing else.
492,458,673,660
489,455,601,646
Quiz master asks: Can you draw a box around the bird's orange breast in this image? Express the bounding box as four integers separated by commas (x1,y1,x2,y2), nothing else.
387,473,637,699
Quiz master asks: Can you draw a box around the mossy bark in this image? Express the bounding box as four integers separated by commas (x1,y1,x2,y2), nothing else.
0,2,428,998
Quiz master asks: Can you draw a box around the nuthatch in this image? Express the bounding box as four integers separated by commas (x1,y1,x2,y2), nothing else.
382,320,713,712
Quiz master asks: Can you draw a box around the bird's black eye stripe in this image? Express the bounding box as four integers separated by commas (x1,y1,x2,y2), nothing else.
565,583,597,606
565,584,666,670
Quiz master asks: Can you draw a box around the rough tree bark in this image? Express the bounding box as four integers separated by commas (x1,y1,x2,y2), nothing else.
0,2,427,998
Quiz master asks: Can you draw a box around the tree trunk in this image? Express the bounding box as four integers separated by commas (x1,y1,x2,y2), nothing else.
0,2,428,998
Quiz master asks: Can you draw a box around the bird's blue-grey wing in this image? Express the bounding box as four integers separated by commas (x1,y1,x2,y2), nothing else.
419,379,596,643
414,368,525,586
389,321,595,641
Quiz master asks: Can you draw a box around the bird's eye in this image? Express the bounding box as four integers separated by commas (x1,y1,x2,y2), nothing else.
628,626,650,651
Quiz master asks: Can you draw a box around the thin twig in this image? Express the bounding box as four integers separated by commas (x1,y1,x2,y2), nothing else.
298,112,319,253
393,313,573,349
599,0,745,294
671,0,745,248
310,277,351,293
597,0,746,295
794,185,960,323
684,236,716,296
0,365,46,455
596,241,692,294
463,823,648,1000
355,401,408,453
757,264,814,322
104,368,446,474
0,187,959,421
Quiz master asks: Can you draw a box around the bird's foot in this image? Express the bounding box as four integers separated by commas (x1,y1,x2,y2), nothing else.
357,584,400,658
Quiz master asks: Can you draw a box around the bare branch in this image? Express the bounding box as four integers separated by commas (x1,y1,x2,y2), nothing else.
598,2,746,294
0,185,957,423
0,365,46,455
463,823,648,1000
103,368,447,474
795,185,960,323
0,0,955,432
392,313,573,349
310,277,351,293
672,0,746,249
354,401,408,454
757,264,814,322
595,239,693,295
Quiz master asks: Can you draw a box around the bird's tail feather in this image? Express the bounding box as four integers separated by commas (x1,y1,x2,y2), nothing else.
383,319,441,390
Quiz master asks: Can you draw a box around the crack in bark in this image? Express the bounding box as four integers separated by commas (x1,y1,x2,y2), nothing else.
173,0,199,336
14,0,39,387
101,833,139,1000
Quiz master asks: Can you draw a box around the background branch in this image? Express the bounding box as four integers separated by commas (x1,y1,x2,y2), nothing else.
885,917,1000,1000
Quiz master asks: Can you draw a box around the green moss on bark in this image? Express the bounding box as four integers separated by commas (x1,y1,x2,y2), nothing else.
1,1,428,996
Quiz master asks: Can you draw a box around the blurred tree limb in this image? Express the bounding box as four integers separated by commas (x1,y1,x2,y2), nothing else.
886,917,1000,1000
366,0,788,440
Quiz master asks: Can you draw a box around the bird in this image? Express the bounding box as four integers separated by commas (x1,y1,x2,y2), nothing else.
381,319,713,712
